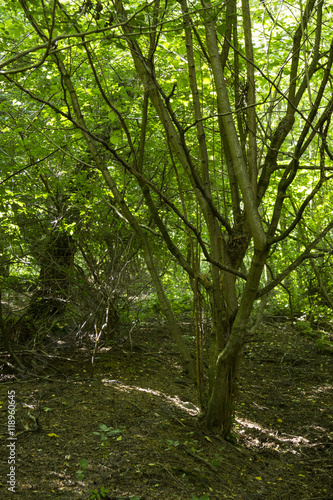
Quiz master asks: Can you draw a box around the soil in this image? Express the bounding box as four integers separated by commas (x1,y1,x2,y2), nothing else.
0,318,332,500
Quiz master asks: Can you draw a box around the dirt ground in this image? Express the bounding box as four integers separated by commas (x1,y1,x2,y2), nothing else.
0,318,332,500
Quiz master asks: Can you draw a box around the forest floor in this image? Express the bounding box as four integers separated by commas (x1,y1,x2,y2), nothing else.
0,317,332,500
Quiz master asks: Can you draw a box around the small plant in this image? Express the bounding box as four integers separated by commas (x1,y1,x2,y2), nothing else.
184,437,201,453
165,439,180,450
90,486,110,499
76,458,88,480
225,430,239,445
316,332,333,353
192,495,210,500
211,452,224,467
295,319,312,334
93,424,122,446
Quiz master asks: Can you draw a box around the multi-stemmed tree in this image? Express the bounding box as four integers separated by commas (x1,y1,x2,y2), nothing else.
1,0,332,436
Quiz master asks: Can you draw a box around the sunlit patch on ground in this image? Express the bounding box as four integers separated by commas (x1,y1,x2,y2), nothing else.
102,378,200,415
235,417,311,454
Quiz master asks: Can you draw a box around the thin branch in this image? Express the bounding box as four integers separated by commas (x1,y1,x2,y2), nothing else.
0,148,62,185
258,221,333,298
268,175,329,245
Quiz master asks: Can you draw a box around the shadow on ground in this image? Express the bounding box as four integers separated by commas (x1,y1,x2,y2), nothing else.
0,319,332,499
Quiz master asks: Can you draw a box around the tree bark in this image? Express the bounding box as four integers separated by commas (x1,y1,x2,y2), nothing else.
206,248,269,435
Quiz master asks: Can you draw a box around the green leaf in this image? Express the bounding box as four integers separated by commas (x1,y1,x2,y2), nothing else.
99,424,110,431
79,458,89,469
217,24,227,36
114,40,127,50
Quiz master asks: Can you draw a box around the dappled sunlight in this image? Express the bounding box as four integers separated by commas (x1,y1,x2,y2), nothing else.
19,471,79,495
308,383,332,396
102,378,200,416
235,384,332,453
235,417,311,454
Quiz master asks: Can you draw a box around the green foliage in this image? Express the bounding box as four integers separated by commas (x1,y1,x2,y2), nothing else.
93,424,123,445
89,486,110,499
90,486,141,500
1,0,333,437
295,319,313,335
316,332,333,354
76,458,89,480
165,439,180,450
143,287,193,318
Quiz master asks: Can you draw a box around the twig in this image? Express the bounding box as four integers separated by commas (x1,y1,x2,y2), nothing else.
181,445,217,472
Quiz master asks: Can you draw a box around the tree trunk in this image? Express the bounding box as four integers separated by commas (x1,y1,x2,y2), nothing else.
206,248,268,436
206,337,243,435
